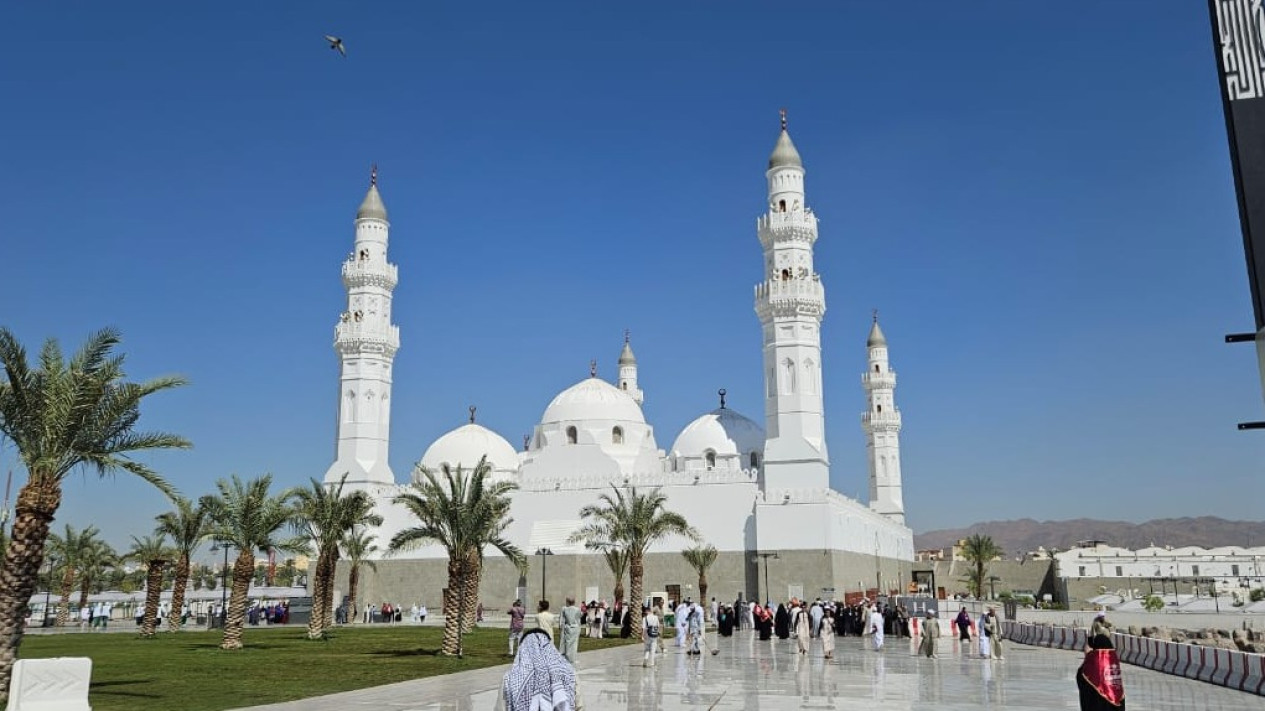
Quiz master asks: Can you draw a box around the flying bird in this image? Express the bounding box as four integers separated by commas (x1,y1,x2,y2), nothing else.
325,35,346,57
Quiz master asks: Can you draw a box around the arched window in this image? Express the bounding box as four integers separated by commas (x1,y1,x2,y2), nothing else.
749,452,759,469
876,404,882,414
780,268,791,280
783,358,796,394
566,426,577,444
612,426,624,445
875,364,880,373
705,450,716,470
778,199,786,212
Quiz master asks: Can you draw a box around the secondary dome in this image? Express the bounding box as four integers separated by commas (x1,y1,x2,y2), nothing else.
671,407,765,458
418,423,519,476
541,378,645,425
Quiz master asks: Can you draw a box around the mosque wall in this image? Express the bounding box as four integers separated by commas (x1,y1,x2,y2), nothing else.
330,549,911,614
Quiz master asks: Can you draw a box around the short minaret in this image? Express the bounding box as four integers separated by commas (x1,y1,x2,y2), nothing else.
755,110,829,491
861,313,904,524
617,330,643,405
324,166,401,486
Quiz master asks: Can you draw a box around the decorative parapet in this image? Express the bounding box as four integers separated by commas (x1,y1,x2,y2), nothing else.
861,371,897,389
334,322,401,355
757,210,818,249
342,258,399,289
754,278,826,320
860,410,902,430
517,468,758,492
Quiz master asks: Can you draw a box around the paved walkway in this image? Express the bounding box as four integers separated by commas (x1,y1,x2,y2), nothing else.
234,632,1261,710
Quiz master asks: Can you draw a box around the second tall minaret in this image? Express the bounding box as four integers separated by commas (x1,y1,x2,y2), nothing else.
755,111,830,491
324,167,400,486
862,315,905,524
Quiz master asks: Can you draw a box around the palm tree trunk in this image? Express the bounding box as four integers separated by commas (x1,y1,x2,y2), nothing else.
168,556,190,632
320,552,339,632
628,552,644,636
306,550,328,639
56,570,74,627
613,577,625,608
440,555,460,655
461,551,480,633
78,581,91,618
347,563,361,625
140,563,164,637
698,573,709,619
0,480,63,704
220,550,255,650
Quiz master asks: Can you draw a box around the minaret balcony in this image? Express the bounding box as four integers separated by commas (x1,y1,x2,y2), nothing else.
861,371,897,389
861,410,902,430
342,259,399,289
757,210,818,248
334,322,401,352
753,278,826,321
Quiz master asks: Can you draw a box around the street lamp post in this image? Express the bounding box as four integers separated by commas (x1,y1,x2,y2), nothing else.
535,548,554,603
211,543,229,628
988,575,1001,600
42,556,55,628
753,552,779,603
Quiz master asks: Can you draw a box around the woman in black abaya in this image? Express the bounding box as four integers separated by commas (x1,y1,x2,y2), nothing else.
774,603,790,639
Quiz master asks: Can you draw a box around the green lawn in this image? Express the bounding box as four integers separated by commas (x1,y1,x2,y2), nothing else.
19,625,632,710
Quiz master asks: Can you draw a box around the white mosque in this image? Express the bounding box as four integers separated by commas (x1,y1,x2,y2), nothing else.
324,115,915,609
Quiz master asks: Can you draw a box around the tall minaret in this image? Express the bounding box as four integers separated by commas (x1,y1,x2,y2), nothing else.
755,110,829,491
617,330,643,405
324,166,400,486
862,314,904,524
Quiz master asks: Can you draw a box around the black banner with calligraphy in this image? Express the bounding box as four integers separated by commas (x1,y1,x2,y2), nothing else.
1209,0,1265,330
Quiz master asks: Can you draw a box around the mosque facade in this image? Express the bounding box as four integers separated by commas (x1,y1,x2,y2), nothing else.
324,118,915,610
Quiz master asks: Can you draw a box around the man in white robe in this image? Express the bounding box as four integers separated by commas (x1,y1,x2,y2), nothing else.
675,601,690,647
869,606,885,651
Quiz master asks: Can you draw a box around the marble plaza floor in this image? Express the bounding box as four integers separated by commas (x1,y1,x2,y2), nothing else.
234,632,1262,710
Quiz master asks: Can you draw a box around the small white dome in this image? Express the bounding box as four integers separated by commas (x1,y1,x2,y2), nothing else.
541,378,645,425
671,407,765,458
418,423,519,477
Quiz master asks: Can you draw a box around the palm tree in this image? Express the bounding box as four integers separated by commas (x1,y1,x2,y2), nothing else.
960,534,1004,599
603,546,629,606
570,486,699,636
681,544,718,617
0,327,189,698
154,496,210,632
342,527,377,625
126,534,173,638
46,525,100,626
76,538,118,613
292,475,381,639
389,458,525,656
202,474,304,650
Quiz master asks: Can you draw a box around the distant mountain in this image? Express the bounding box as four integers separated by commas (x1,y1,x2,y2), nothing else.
914,517,1265,555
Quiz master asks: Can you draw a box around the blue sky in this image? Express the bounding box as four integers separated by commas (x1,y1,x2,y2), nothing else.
1,2,1261,552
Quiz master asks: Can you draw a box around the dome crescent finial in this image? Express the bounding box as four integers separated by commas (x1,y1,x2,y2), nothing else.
780,108,787,131
370,163,378,187
468,405,476,424
718,388,727,409
590,359,597,378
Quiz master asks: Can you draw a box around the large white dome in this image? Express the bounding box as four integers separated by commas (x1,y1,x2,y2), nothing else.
671,407,765,458
540,378,645,425
418,423,520,477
